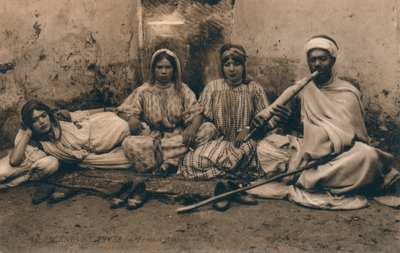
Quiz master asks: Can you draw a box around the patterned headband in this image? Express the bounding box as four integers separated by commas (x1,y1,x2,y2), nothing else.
221,47,247,60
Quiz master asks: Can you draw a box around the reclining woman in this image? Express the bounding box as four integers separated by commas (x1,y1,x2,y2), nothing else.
1,99,145,209
117,48,217,176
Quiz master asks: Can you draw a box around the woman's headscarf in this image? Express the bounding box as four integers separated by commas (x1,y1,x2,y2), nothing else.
21,99,61,140
149,49,182,91
220,44,250,84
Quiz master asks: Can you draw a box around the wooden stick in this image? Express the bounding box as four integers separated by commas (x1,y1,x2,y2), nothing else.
176,158,328,214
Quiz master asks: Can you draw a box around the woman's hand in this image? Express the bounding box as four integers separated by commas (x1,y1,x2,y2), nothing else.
183,114,203,149
54,109,72,121
9,128,33,167
23,128,33,139
128,116,143,135
234,127,250,148
182,125,197,149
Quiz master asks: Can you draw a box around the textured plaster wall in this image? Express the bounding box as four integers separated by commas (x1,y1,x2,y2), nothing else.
0,0,233,149
232,0,400,155
1,0,399,156
0,0,139,148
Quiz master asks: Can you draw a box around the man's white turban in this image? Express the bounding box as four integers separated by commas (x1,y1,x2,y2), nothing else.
305,37,339,57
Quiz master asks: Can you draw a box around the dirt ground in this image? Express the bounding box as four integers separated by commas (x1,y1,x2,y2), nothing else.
0,183,399,253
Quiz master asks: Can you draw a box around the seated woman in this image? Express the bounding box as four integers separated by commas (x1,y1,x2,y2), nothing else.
178,44,289,182
0,99,136,206
117,49,217,176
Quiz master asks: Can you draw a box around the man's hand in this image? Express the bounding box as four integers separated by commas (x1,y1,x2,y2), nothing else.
269,104,292,127
182,125,197,149
234,127,250,148
251,104,292,130
251,115,267,130
128,116,143,135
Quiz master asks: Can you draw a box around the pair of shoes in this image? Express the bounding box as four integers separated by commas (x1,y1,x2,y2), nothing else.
226,181,258,205
32,184,55,205
212,182,231,212
110,180,134,209
48,188,76,204
110,181,147,210
126,181,147,210
211,181,258,211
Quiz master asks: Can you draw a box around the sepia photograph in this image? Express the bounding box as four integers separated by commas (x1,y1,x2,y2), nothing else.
0,0,399,252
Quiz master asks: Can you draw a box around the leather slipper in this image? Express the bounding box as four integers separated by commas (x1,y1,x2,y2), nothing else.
48,188,76,204
212,182,230,211
32,184,55,205
110,180,134,209
227,180,258,205
126,181,147,210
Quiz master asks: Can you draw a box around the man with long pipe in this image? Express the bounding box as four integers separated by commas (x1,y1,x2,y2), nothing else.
252,35,400,198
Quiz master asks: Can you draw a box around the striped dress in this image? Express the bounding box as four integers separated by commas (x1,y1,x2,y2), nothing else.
180,79,269,180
